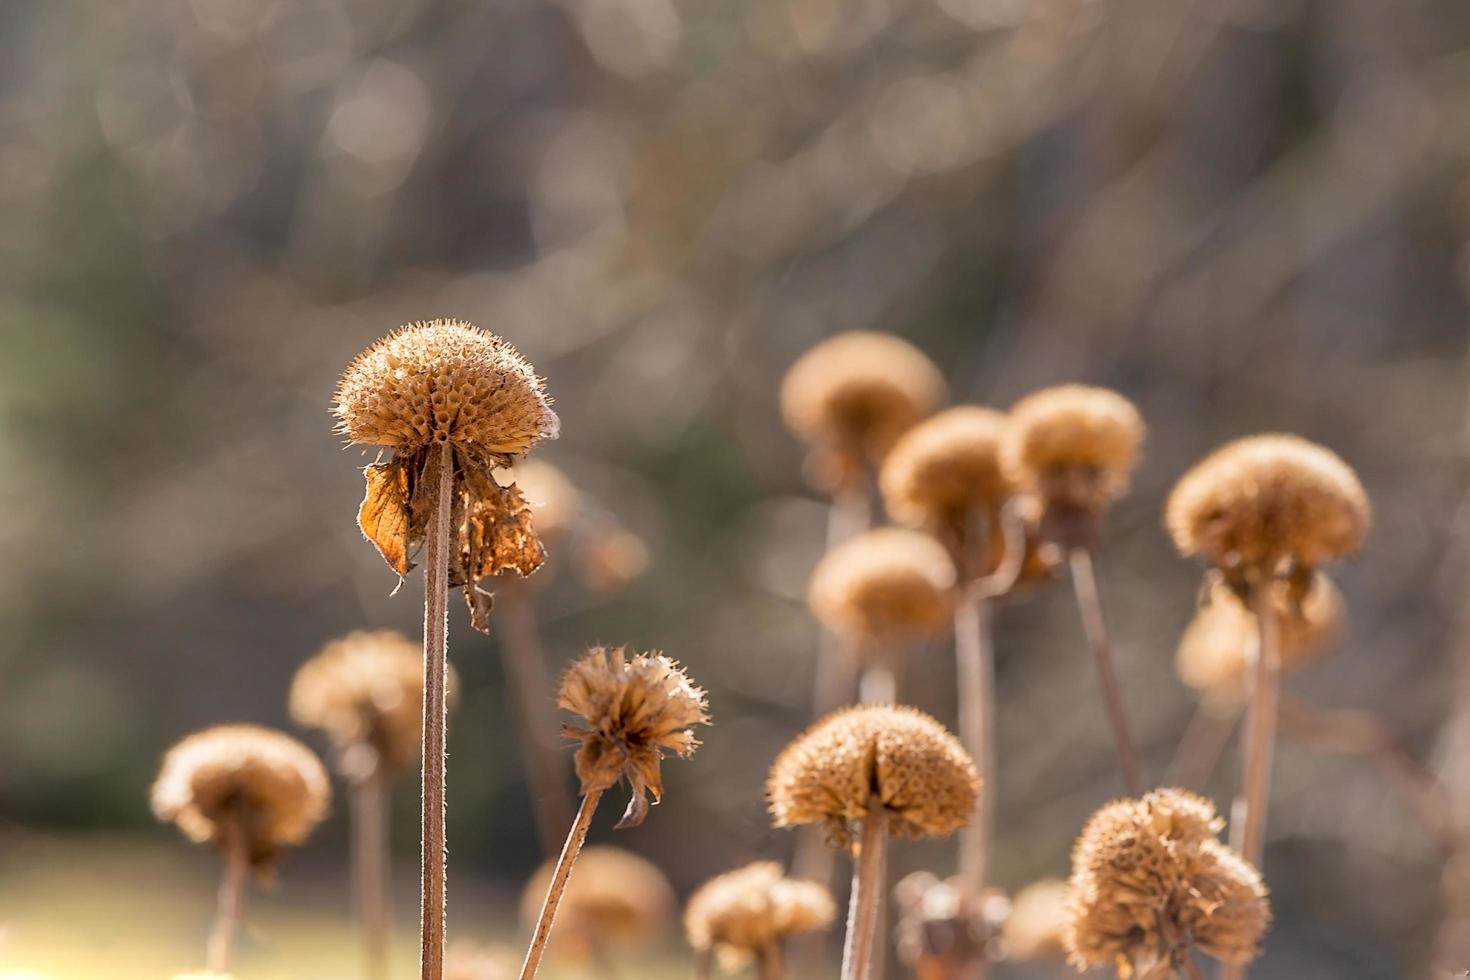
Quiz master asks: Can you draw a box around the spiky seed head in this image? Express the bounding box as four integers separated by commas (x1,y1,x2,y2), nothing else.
150,724,331,870
767,705,979,848
520,846,674,957
494,459,580,543
1165,434,1370,580
684,862,836,970
289,629,458,782
558,645,710,827
1002,385,1144,517
808,528,957,643
1064,789,1270,973
444,942,517,980
1003,879,1071,963
334,319,559,457
1176,575,1343,701
780,332,946,485
879,407,1014,527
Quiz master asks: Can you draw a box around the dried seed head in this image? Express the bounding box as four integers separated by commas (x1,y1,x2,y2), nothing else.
151,724,331,871
767,705,979,849
1064,789,1270,973
1176,575,1343,702
1002,385,1144,517
879,407,1014,528
808,528,956,643
1165,434,1370,580
684,862,836,970
1003,879,1071,963
494,459,580,543
780,332,946,488
444,942,516,980
520,846,674,957
335,319,559,457
289,629,459,782
558,645,710,827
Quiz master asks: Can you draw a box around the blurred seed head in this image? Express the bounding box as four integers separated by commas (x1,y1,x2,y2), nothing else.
1166,434,1370,583
576,524,651,592
520,845,675,958
880,406,1013,527
767,704,979,848
1003,878,1071,963
150,724,331,871
1002,385,1144,521
893,872,1008,972
684,861,835,970
444,941,517,980
808,528,957,643
780,332,946,492
558,645,710,827
1064,789,1270,973
289,628,459,782
496,459,581,544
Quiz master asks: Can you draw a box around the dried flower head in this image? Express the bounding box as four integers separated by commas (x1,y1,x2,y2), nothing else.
558,645,710,827
780,332,946,491
1165,434,1370,587
1064,789,1270,975
767,705,979,848
808,528,957,643
151,724,331,871
335,320,560,632
684,862,836,970
880,406,1014,526
1003,879,1071,963
520,846,674,957
1002,385,1144,522
1176,575,1343,701
444,942,516,980
289,629,459,782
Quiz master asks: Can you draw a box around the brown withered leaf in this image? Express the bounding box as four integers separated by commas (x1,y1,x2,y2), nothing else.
359,458,413,577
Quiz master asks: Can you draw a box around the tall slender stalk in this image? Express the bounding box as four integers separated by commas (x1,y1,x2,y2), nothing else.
206,810,249,973
1232,585,1280,867
421,440,453,980
519,789,604,980
1068,548,1144,796
354,769,391,980
756,943,784,980
1164,701,1241,791
954,589,995,894
840,802,890,980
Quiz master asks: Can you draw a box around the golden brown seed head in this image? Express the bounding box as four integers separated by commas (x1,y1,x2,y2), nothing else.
150,724,331,870
1002,385,1144,516
1003,879,1071,963
1064,789,1270,973
289,629,458,782
1165,434,1370,577
879,406,1015,528
558,645,710,827
334,319,558,457
684,862,836,969
767,705,979,848
1176,575,1343,701
520,846,674,957
444,942,516,980
808,528,956,643
780,332,946,477
494,459,580,543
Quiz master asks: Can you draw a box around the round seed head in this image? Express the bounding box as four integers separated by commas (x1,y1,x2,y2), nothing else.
520,846,674,957
684,862,836,969
1002,385,1144,516
808,528,957,642
1165,434,1370,576
767,705,979,848
780,332,946,472
150,724,331,870
289,629,459,781
334,319,559,458
880,407,1015,528
1003,879,1070,963
494,459,580,543
445,942,516,980
1064,789,1270,972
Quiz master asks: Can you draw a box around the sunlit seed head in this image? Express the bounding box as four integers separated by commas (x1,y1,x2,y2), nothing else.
879,406,1014,529
808,528,956,642
767,705,979,848
1003,879,1071,963
1165,434,1370,577
1002,385,1144,516
684,861,835,969
334,319,559,458
150,724,331,870
520,846,674,957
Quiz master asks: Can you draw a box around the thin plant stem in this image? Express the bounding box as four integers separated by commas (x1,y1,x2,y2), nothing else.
519,789,604,980
1232,584,1280,868
757,943,783,980
693,949,714,980
498,587,577,857
421,439,454,980
354,769,392,980
1164,701,1241,791
1068,548,1145,796
840,802,889,980
811,483,872,717
954,588,996,895
1179,955,1205,980
206,809,249,973
858,660,897,705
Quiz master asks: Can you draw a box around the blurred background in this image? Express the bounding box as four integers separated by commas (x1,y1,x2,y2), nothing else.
2,0,1469,977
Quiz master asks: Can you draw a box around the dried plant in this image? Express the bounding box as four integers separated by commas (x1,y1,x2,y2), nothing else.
335,318,558,980
518,646,709,980
1064,789,1270,979
1002,878,1070,965
893,871,1008,980
445,943,517,980
290,629,459,980
768,705,979,980
151,724,330,973
685,861,836,979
